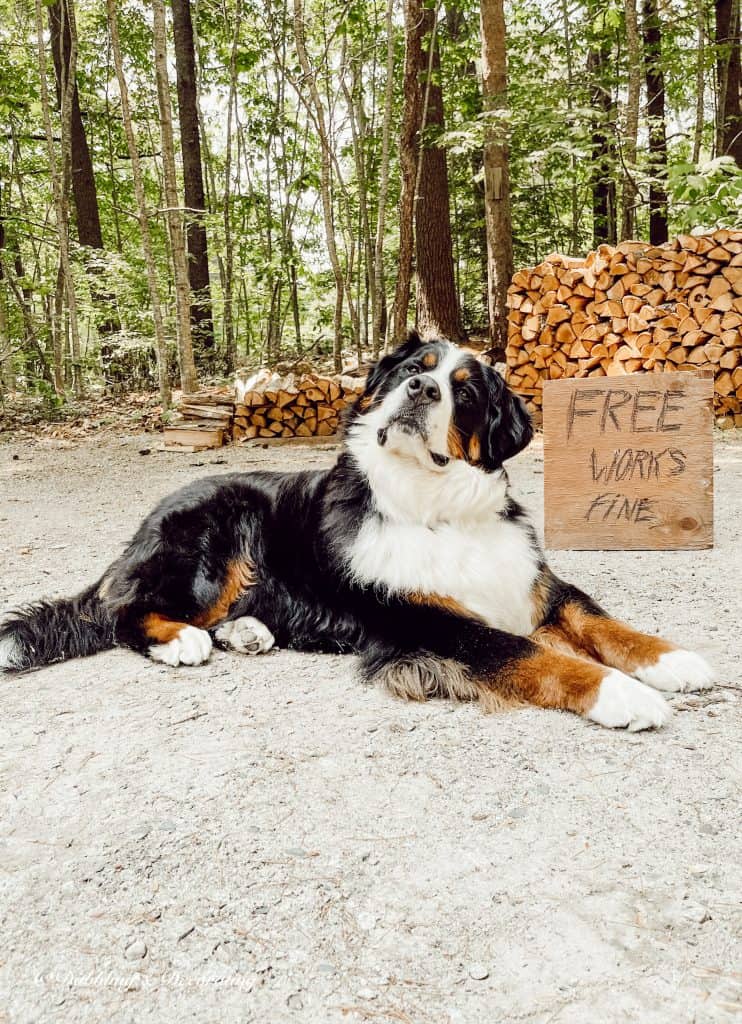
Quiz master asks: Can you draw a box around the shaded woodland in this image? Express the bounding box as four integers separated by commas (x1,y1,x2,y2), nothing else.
0,0,740,408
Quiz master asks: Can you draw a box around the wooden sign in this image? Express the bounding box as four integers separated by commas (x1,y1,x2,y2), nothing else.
543,371,714,550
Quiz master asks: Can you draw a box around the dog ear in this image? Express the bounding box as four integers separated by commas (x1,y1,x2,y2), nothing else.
364,330,423,393
480,366,533,469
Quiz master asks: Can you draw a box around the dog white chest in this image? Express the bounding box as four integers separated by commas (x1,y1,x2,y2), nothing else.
347,515,539,636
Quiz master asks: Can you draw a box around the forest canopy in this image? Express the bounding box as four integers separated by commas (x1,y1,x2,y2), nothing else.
0,0,741,407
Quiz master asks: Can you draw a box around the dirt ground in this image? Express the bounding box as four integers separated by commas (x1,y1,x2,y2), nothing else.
1,431,740,1024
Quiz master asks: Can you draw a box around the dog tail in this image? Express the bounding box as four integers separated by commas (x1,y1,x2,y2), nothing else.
0,584,115,673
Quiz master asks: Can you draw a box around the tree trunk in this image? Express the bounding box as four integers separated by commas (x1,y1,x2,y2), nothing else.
621,0,641,239
171,0,215,360
341,55,375,360
34,0,82,396
715,0,742,165
0,186,14,390
642,0,669,243
479,0,513,355
559,0,580,252
48,0,102,250
587,31,617,245
106,0,171,409
48,0,122,363
693,0,706,163
293,0,346,371
152,0,198,393
222,3,241,375
392,0,424,345
414,3,464,341
372,0,395,356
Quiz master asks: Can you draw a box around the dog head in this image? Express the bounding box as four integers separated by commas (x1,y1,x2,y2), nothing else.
347,332,532,473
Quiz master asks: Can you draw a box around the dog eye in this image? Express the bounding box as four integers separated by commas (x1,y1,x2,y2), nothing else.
456,389,474,406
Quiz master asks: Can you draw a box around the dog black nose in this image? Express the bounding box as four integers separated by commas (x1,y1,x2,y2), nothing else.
406,373,441,402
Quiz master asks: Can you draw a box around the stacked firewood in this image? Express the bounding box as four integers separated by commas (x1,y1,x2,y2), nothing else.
164,388,234,451
232,371,364,440
505,229,742,427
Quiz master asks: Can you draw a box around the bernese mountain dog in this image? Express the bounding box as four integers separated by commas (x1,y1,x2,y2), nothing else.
0,332,714,729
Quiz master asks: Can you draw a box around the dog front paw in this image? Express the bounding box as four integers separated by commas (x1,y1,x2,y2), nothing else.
635,649,714,692
588,670,672,731
149,625,213,667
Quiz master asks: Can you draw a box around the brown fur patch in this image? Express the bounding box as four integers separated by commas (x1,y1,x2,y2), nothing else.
453,367,470,382
467,433,481,463
554,602,674,673
142,614,187,644
447,423,467,460
529,567,557,629
531,624,584,660
358,394,374,412
493,646,606,715
406,590,481,621
194,558,256,628
422,351,438,368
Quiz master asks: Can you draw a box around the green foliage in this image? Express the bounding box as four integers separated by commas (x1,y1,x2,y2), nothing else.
668,157,742,231
0,0,740,400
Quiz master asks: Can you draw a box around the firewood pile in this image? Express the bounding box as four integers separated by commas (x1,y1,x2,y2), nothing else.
163,373,364,451
505,229,742,428
163,388,234,451
232,370,364,441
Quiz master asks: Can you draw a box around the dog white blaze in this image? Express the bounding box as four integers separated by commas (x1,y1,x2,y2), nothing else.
347,382,540,635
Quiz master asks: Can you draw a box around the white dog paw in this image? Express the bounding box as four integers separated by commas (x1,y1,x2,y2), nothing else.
215,616,275,655
149,626,213,667
635,649,714,692
588,670,672,731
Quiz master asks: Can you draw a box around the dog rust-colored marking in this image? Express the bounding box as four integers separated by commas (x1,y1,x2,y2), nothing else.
529,568,556,629
553,601,674,674
453,366,471,382
358,393,375,412
142,613,186,644
195,558,256,628
447,423,467,460
467,433,481,464
407,590,482,621
422,351,438,368
491,646,606,716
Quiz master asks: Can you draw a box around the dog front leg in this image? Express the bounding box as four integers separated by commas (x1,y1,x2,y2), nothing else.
534,584,714,693
360,616,671,731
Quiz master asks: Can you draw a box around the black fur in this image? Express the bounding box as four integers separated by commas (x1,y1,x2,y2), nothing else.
0,586,114,672
480,367,533,469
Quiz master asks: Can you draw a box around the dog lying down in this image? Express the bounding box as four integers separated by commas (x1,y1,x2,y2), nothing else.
0,332,714,730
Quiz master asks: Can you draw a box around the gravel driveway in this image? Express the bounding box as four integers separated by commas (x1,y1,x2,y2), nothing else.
1,432,740,1023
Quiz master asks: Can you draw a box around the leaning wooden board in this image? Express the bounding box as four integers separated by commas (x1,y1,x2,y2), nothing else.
542,371,714,550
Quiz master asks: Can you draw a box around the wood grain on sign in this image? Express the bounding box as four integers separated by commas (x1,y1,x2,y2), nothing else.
543,371,714,550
